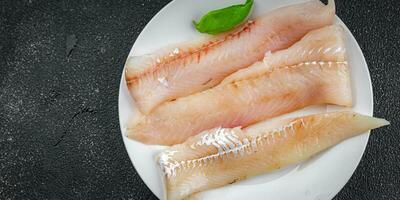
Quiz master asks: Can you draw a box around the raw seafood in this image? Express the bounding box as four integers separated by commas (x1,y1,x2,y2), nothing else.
126,25,351,145
158,112,389,200
221,25,345,84
125,0,336,113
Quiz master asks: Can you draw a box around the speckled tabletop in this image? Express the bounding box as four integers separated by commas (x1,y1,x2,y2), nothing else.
0,0,399,199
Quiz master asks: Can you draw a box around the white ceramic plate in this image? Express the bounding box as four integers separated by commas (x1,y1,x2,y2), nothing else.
118,0,373,199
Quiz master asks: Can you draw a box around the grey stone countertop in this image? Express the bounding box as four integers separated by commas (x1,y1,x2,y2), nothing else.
0,0,399,199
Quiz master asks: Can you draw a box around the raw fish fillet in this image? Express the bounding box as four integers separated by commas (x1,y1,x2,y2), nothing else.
221,25,346,84
125,0,336,113
157,112,389,200
126,25,351,145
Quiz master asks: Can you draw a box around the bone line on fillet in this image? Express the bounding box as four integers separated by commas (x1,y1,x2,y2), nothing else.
159,119,307,178
126,21,257,82
226,61,348,85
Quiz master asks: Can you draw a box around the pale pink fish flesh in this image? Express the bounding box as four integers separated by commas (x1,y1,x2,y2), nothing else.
126,24,351,145
221,25,346,85
157,112,389,200
125,0,336,113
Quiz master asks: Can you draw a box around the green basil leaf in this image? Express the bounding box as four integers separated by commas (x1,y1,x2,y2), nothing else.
193,0,254,35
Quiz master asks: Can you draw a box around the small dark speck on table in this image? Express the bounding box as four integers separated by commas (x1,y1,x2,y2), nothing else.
66,34,77,57
0,0,399,199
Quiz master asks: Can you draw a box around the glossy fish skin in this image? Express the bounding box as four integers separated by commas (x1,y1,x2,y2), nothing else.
126,24,351,145
158,112,389,200
125,0,336,114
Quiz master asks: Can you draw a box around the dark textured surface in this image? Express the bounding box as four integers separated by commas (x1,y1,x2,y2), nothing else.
0,0,398,199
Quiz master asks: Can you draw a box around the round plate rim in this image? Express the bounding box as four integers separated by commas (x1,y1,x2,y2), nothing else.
118,0,374,199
